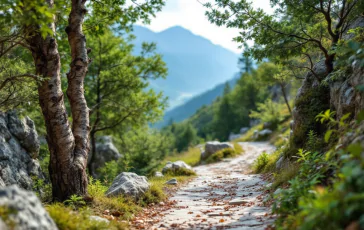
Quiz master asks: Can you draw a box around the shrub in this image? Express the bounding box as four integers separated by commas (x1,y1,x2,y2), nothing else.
163,167,197,176
206,148,237,163
253,152,269,173
250,99,285,130
140,184,166,206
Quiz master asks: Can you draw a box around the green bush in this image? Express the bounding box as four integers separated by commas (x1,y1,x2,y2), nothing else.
206,148,237,163
253,152,269,173
250,99,285,130
140,184,166,206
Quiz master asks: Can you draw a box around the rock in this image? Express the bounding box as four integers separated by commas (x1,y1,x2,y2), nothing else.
105,172,149,199
228,133,242,141
263,122,273,130
154,172,164,177
276,156,290,171
0,111,43,190
88,136,122,177
229,198,250,205
6,111,40,158
240,127,249,134
201,141,235,161
166,178,178,185
0,185,58,230
254,129,273,140
89,216,109,223
162,161,192,174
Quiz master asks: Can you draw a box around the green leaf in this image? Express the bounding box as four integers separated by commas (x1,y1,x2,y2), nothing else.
324,130,333,143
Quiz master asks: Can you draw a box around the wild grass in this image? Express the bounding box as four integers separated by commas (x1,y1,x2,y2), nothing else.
162,146,201,168
235,123,264,142
205,148,238,163
162,167,197,176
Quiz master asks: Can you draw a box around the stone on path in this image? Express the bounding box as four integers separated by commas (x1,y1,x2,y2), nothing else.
89,216,109,223
201,141,235,160
106,172,149,199
162,161,192,174
154,171,164,177
166,178,178,185
229,198,251,205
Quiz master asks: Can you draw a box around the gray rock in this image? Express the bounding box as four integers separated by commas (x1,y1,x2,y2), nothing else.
0,185,58,230
166,178,178,185
0,111,43,190
201,141,235,161
162,161,192,174
275,156,290,171
239,127,249,134
89,216,109,223
254,129,273,140
228,133,242,141
6,111,40,158
154,172,164,177
88,136,122,177
106,172,149,199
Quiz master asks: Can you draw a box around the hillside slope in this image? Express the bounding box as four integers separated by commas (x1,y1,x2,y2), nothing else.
132,26,239,108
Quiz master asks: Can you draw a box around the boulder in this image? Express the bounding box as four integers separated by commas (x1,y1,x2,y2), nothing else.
162,161,192,174
0,111,43,190
154,172,164,177
276,156,289,171
228,133,241,141
0,185,58,230
105,172,149,199
88,136,122,177
254,129,273,140
166,178,178,185
239,127,249,134
201,141,235,160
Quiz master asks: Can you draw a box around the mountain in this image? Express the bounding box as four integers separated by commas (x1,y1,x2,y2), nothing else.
155,75,240,128
132,25,239,108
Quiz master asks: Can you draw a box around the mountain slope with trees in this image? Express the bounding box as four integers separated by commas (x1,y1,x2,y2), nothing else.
132,25,240,108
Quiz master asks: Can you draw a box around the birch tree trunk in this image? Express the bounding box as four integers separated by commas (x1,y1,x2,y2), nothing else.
27,0,90,201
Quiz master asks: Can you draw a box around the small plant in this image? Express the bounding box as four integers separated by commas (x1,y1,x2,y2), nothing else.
253,152,269,173
63,195,86,210
88,177,108,198
31,177,52,203
205,148,237,163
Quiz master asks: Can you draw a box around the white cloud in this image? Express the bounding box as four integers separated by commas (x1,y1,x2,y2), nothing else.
137,0,273,54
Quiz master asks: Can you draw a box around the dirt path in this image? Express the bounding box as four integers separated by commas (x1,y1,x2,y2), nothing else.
134,142,276,230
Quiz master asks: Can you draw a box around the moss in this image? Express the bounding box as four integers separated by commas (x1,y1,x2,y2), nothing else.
140,184,166,206
0,206,17,229
163,167,197,176
290,83,330,155
47,203,127,230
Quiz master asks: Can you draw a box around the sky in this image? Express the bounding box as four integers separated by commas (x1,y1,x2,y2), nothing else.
136,0,274,54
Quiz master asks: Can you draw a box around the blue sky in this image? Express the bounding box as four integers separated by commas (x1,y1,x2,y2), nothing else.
137,0,274,54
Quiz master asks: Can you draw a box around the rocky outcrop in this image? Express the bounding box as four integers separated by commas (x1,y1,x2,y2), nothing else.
88,136,122,177
162,161,192,174
0,111,43,190
291,17,364,152
0,185,58,230
290,60,330,151
253,129,273,140
201,141,235,161
105,172,149,199
329,58,364,120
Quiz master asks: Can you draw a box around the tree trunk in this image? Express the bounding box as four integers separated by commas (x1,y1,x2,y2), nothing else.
280,83,292,115
27,0,90,201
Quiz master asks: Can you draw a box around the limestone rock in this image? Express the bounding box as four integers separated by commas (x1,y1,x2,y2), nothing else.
105,172,149,199
166,178,178,185
89,216,109,223
88,136,122,177
229,133,242,141
240,127,249,134
254,129,273,140
0,111,43,190
162,161,192,174
154,172,164,177
0,185,58,230
201,141,235,161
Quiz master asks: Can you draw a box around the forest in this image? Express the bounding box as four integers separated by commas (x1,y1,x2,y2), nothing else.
0,0,363,229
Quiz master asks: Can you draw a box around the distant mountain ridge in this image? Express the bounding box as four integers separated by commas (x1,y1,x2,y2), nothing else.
155,75,240,128
132,25,239,109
